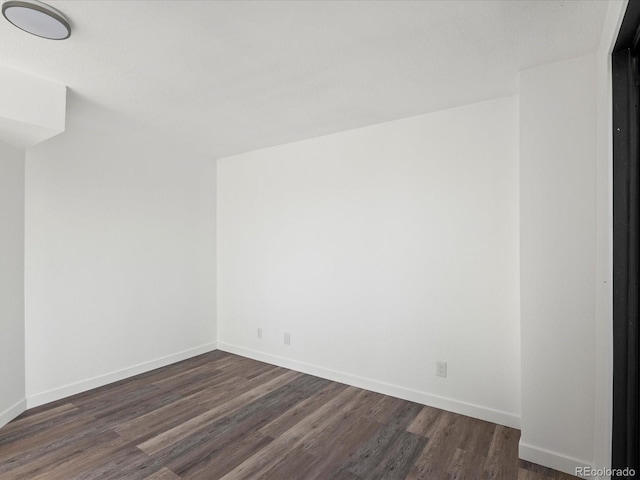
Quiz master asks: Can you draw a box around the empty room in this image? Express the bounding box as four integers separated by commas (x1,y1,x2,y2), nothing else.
0,0,637,479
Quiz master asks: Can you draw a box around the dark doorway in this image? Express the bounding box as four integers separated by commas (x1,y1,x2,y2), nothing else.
612,1,640,478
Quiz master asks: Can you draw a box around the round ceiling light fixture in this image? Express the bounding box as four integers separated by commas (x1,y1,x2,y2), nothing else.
2,0,70,40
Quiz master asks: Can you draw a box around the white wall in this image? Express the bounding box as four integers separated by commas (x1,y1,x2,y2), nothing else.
519,54,598,475
0,65,66,148
217,96,521,427
0,141,26,427
25,127,217,407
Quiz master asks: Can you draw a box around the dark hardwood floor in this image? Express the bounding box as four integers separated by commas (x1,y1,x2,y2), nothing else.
0,351,578,480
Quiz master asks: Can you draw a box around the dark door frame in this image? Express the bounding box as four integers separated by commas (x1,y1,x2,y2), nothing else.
612,1,640,478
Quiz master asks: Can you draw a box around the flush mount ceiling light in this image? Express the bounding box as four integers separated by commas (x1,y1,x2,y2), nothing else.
2,0,70,40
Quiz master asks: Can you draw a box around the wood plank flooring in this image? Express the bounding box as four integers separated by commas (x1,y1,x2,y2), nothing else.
0,351,579,480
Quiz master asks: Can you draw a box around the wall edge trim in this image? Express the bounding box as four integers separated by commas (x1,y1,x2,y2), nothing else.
218,341,521,429
26,342,218,409
0,398,27,429
519,441,593,478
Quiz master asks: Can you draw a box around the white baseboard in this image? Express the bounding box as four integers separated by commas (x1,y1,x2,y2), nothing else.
217,342,520,429
519,441,593,478
0,398,27,429
26,342,218,409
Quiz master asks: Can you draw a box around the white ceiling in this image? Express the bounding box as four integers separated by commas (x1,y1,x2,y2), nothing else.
0,0,610,158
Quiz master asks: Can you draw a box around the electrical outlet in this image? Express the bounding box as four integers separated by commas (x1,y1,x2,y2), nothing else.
257,328,262,339
284,332,291,345
436,361,447,378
